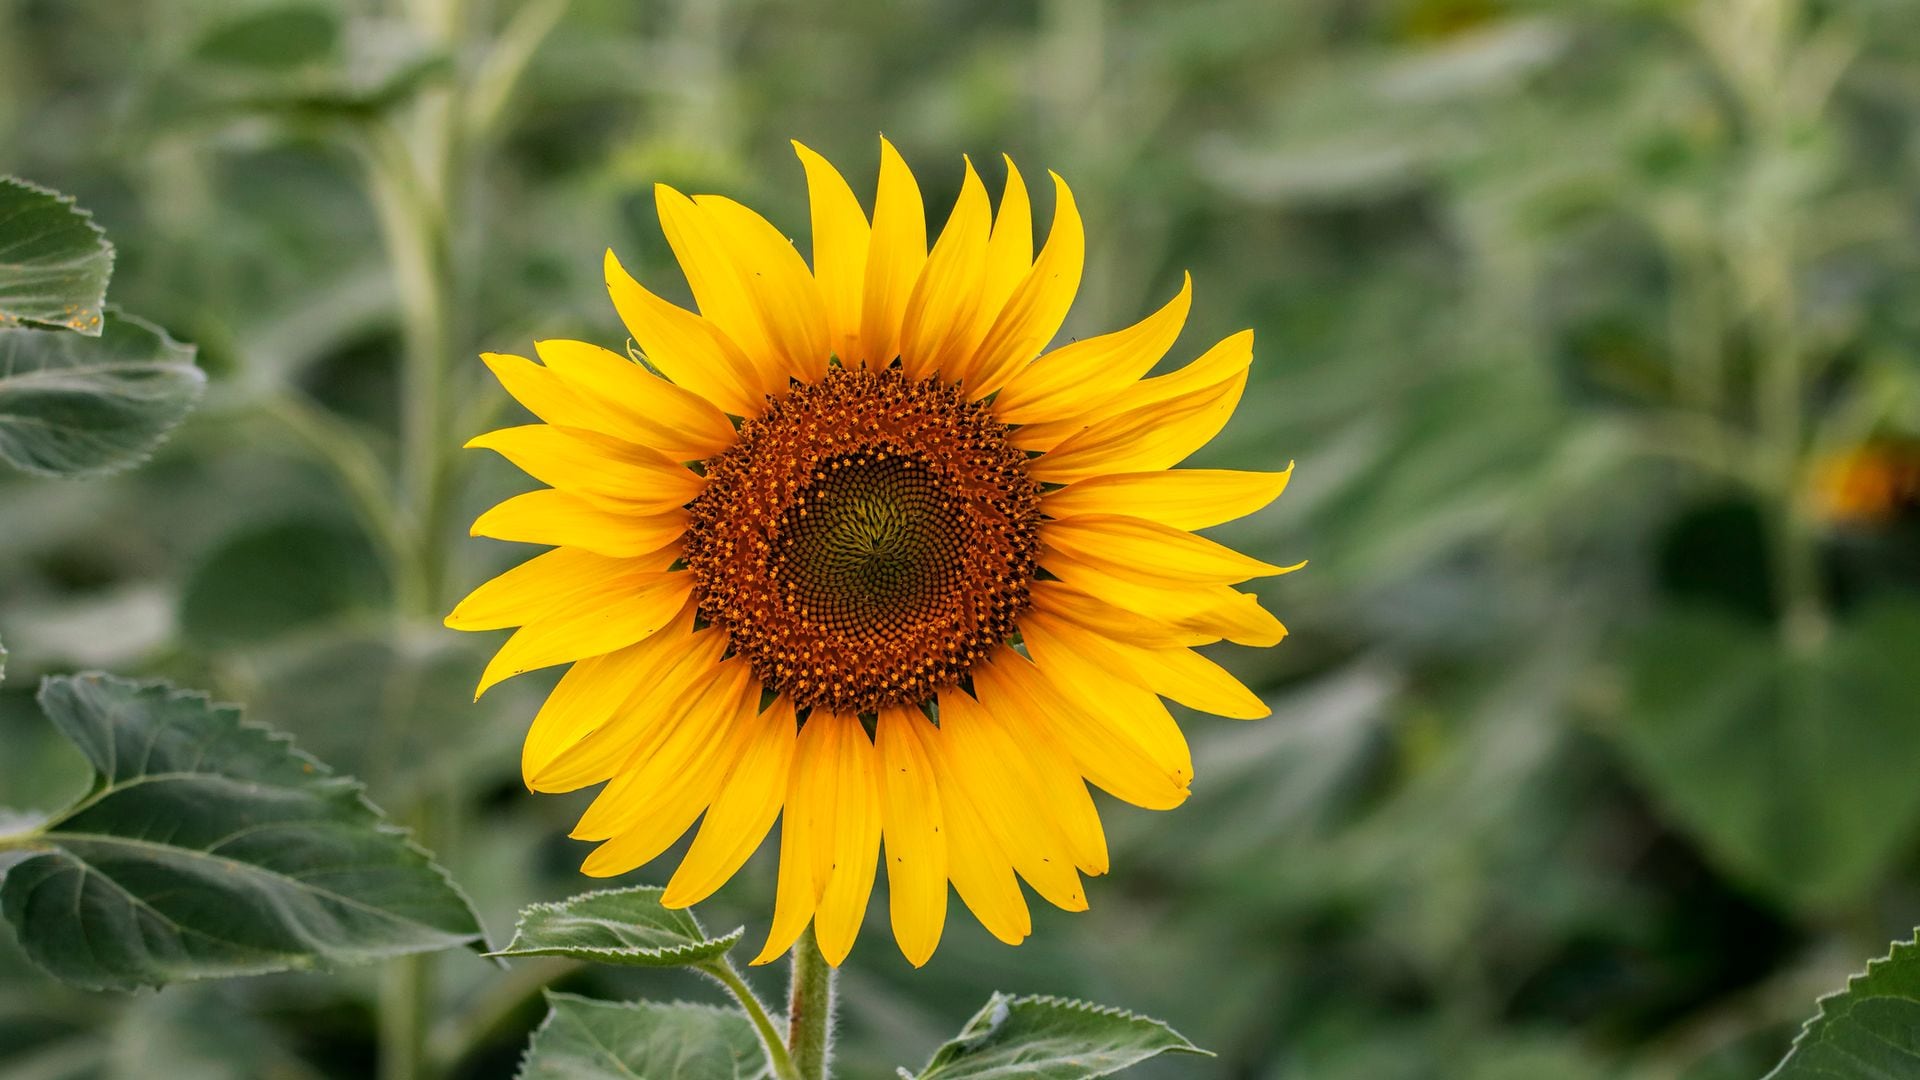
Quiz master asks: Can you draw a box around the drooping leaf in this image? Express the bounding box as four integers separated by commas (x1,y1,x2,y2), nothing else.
148,16,452,129
1767,932,1920,1078
0,674,484,990
1613,602,1920,908
517,992,770,1080
491,886,742,968
914,993,1208,1080
0,177,112,335
0,310,204,478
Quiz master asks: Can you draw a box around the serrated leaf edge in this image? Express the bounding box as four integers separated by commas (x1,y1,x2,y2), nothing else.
0,175,115,337
0,307,207,480
919,991,1211,1080
1764,930,1920,1079
12,672,488,987
488,927,745,965
515,990,760,1080
999,993,1209,1053
489,884,745,965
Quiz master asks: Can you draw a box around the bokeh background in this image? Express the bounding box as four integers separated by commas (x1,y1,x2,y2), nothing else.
4,0,1920,1077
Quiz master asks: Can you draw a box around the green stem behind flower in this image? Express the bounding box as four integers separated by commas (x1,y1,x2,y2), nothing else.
703,959,803,1080
787,929,836,1080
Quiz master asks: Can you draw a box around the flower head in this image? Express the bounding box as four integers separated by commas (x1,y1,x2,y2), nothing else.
448,139,1297,968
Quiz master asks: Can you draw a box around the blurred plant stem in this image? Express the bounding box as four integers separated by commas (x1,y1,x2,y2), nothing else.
1686,0,1838,654
262,393,411,576
365,0,466,1076
0,828,46,854
365,117,456,623
787,929,836,1080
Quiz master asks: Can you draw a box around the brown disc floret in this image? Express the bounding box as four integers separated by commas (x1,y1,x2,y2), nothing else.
684,367,1042,714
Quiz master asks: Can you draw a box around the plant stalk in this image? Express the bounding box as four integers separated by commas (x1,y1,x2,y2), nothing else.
365,6,464,1079
0,828,48,853
786,929,836,1080
704,959,803,1080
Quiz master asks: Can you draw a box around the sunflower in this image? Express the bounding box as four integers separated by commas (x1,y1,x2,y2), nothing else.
448,138,1296,968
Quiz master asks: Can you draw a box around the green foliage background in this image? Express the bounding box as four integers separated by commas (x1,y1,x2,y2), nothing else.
3,0,1920,1076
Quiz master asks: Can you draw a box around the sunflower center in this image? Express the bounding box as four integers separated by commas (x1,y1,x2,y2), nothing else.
685,367,1041,714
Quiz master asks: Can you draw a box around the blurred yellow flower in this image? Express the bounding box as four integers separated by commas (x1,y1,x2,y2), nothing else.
1812,441,1920,526
447,138,1296,968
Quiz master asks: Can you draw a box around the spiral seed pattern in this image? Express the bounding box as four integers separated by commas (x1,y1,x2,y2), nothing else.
685,367,1041,714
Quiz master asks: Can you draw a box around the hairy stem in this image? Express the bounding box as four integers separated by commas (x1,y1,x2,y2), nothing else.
704,959,803,1080
787,929,836,1080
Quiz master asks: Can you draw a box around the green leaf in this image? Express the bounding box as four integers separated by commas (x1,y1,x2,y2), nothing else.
0,177,113,335
148,16,452,129
1767,932,1920,1079
178,518,389,648
0,674,484,990
490,886,743,968
518,992,771,1080
1613,602,1920,907
0,309,204,478
193,4,342,69
914,993,1209,1080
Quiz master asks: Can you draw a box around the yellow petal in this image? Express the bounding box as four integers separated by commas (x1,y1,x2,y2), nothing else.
963,686,1108,875
446,546,675,631
530,628,728,792
1026,369,1248,485
473,571,693,697
1028,579,1210,649
573,657,753,843
692,194,832,383
654,185,783,378
751,807,815,965
1016,639,1195,802
992,274,1190,425
466,424,704,512
922,704,1031,946
471,489,687,558
961,171,1084,399
858,136,928,368
790,711,881,967
664,695,798,908
605,249,770,416
1041,514,1291,584
973,647,1188,811
1043,465,1292,531
793,141,871,365
898,157,991,382
874,707,948,967
530,339,735,460
936,689,1088,912
1015,328,1253,453
1024,609,1268,720
480,352,629,440
521,603,699,789
980,156,1033,322
1042,550,1287,647
579,669,757,877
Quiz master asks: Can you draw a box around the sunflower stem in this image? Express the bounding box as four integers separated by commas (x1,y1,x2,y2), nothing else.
787,929,836,1080
703,959,803,1080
